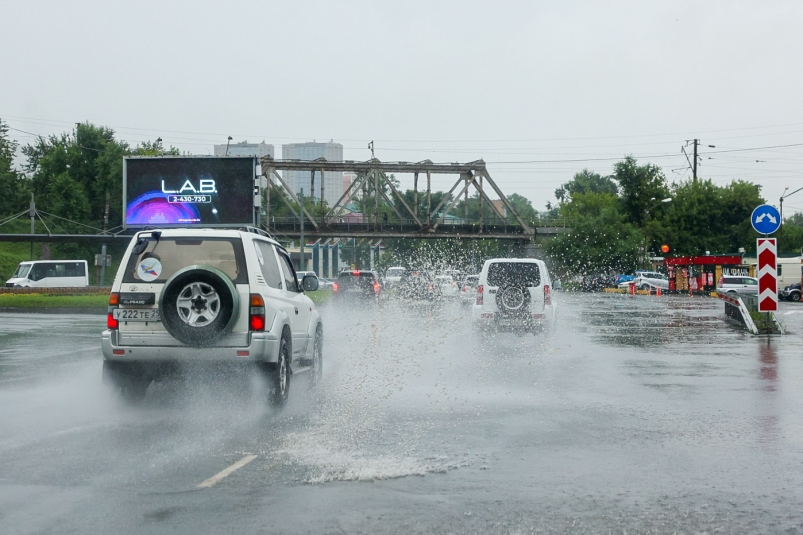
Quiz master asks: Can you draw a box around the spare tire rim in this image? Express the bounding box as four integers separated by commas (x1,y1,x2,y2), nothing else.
498,287,526,310
176,281,221,327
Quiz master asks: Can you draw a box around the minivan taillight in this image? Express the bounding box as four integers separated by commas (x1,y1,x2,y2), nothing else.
476,284,484,305
249,294,266,331
544,284,551,306
107,292,119,329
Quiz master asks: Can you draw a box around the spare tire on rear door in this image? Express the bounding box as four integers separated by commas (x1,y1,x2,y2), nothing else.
496,286,530,314
159,265,240,347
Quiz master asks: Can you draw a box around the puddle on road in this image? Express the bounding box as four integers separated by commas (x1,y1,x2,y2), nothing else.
576,293,732,350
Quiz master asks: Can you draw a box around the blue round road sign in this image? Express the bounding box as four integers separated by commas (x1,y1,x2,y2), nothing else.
751,204,782,235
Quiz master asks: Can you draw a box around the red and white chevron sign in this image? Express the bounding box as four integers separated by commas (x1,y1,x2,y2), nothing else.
757,238,778,312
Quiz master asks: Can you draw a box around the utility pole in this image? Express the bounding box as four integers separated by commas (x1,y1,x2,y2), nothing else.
100,192,109,286
29,193,35,260
683,139,708,182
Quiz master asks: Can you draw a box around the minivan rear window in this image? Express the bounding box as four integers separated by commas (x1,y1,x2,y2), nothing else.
487,262,541,287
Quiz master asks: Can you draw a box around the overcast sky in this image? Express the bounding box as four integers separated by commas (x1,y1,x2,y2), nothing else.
3,1,803,213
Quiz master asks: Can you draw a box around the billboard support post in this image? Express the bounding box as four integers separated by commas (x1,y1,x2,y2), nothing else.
100,244,107,286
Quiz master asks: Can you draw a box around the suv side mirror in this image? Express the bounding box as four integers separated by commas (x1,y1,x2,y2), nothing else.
302,275,319,292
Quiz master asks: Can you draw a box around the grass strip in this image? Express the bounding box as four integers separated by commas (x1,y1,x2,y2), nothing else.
0,294,109,308
307,289,332,306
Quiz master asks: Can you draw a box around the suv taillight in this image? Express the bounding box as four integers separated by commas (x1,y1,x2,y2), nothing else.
249,294,266,331
373,282,381,294
544,284,551,306
476,284,483,305
332,282,339,292
107,292,119,329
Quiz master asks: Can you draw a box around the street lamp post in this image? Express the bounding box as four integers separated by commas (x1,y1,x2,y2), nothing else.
780,186,803,224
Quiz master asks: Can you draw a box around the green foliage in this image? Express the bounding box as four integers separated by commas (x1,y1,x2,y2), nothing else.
613,156,670,227
0,119,29,216
545,192,644,275
506,193,538,222
21,123,131,231
131,140,180,156
555,169,618,202
546,155,768,276
353,173,400,220
397,188,452,221
659,179,763,255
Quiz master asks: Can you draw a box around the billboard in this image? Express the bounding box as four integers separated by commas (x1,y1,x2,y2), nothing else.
123,157,256,228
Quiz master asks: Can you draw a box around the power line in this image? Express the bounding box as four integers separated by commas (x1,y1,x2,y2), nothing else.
6,112,803,144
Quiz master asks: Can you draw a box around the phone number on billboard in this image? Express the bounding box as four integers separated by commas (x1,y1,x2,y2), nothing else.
168,195,212,203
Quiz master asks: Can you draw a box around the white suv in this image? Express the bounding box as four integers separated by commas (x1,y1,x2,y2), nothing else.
471,258,556,334
718,275,759,295
101,227,323,406
617,271,669,291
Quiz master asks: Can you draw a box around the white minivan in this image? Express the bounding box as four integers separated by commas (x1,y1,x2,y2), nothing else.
472,258,556,334
384,266,406,289
6,260,89,288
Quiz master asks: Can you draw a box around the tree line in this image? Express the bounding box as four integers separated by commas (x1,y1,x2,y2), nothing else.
2,119,799,278
545,156,803,277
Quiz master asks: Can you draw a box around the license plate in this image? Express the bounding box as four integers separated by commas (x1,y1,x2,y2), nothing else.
113,308,161,322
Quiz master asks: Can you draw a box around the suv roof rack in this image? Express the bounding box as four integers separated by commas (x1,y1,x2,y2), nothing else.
239,226,278,241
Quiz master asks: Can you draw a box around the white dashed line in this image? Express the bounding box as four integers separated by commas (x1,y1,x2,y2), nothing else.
197,454,258,489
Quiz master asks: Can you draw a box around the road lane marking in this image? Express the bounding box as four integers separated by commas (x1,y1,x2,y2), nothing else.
197,454,258,489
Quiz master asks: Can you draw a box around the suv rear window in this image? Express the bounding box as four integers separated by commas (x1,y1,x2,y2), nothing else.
487,262,541,288
123,237,247,284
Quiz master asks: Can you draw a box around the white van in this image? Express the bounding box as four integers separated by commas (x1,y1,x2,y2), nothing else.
471,258,556,335
5,260,89,288
744,255,802,291
384,266,406,289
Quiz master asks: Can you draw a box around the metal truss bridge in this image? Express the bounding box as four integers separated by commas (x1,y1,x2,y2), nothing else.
259,158,561,241
0,159,568,244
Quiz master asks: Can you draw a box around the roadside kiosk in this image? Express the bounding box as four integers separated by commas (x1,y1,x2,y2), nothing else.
664,255,745,293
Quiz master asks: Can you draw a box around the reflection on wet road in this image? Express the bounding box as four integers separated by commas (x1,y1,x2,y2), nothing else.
1,293,802,534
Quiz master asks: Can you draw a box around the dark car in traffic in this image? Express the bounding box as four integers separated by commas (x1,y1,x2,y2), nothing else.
781,282,801,302
333,270,382,300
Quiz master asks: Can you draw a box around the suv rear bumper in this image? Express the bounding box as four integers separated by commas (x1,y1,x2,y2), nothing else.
472,305,554,326
101,329,280,363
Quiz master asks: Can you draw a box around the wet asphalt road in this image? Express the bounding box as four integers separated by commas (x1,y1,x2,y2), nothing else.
1,293,803,534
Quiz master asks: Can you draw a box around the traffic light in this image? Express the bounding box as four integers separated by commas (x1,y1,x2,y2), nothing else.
661,244,670,254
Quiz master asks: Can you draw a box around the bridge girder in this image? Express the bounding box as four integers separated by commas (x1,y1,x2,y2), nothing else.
259,157,535,237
